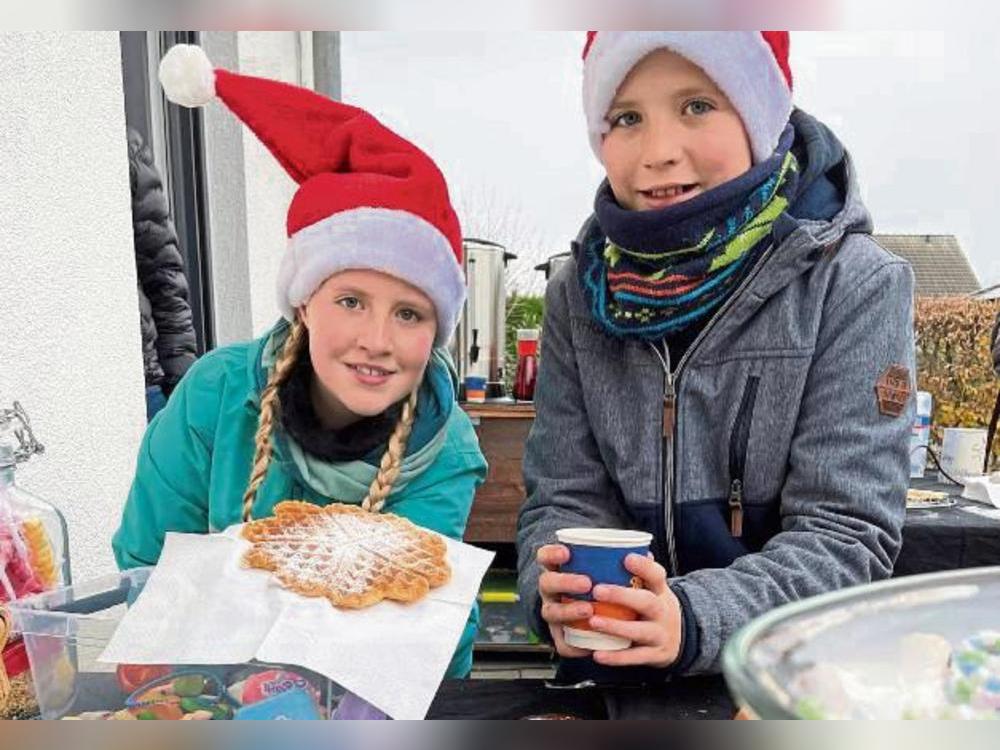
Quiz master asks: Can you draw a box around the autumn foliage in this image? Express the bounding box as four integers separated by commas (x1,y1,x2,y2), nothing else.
914,296,1000,468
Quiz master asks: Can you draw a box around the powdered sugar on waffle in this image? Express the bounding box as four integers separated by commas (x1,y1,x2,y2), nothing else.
241,501,451,609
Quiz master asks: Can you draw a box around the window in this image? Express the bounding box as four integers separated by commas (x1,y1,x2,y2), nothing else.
120,31,215,355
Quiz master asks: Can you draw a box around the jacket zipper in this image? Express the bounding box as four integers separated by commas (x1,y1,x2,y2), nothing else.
728,376,760,538
646,244,776,572
649,340,678,577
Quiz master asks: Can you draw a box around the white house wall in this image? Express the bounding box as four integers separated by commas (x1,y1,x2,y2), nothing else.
0,32,147,581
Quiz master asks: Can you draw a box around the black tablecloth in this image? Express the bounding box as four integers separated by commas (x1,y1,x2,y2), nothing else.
66,672,733,720
427,675,733,720
896,477,1000,575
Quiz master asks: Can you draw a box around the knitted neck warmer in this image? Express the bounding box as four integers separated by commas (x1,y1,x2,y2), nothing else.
579,125,799,340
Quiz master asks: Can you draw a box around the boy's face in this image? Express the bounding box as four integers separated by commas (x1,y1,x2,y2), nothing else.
600,48,753,212
299,269,437,429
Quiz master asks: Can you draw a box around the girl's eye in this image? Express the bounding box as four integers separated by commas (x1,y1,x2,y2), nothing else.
608,110,641,129
397,308,423,323
684,99,715,116
337,296,361,310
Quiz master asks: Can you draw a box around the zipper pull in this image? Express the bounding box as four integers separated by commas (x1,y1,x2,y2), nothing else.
662,393,675,438
729,479,744,538
662,359,676,438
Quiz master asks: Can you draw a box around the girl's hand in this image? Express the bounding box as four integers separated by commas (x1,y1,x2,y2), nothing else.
587,553,683,669
536,544,592,658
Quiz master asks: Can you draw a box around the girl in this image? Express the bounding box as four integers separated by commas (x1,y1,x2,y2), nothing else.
113,45,487,679
518,32,915,683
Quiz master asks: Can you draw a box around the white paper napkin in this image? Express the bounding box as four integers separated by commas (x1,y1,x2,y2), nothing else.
100,526,494,720
961,473,1000,510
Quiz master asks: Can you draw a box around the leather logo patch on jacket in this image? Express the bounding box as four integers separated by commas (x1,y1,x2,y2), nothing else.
875,364,912,417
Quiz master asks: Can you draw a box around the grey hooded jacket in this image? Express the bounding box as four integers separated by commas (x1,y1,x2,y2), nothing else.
517,112,916,676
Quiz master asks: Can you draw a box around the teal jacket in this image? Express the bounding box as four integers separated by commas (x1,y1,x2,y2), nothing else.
113,323,488,678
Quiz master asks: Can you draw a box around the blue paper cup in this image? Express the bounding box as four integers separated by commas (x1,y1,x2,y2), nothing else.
465,375,487,403
555,527,653,651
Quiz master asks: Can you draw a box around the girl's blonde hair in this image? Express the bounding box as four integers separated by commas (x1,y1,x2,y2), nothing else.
241,319,420,522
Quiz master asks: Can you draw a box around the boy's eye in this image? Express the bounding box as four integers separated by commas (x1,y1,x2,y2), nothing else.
337,296,361,310
684,99,715,116
609,110,641,128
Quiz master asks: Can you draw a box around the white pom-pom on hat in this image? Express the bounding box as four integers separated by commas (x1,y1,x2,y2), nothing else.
159,44,216,108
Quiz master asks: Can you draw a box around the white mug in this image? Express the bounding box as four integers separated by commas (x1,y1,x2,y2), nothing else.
939,427,988,482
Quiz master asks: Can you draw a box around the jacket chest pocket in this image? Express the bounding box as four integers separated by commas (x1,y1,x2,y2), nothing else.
679,352,812,537
720,354,813,515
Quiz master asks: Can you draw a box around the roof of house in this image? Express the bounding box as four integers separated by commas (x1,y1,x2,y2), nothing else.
974,283,1000,300
874,234,981,297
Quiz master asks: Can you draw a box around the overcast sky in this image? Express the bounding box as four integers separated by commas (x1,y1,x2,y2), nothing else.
341,32,1000,293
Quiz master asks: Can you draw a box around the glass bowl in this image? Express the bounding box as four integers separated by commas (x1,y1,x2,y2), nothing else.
722,566,1000,719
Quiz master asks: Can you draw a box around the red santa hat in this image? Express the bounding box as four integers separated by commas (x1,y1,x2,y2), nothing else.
582,32,794,164
158,44,465,346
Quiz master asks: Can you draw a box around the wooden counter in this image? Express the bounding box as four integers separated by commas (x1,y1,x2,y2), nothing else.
461,402,535,543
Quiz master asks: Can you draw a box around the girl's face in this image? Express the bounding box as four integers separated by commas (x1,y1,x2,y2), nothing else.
600,48,753,212
299,269,437,430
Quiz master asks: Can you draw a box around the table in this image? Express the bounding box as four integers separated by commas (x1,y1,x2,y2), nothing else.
895,477,1000,575
427,675,734,720
61,672,734,720
462,403,535,543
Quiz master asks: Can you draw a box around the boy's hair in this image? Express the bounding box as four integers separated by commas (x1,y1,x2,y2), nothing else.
241,318,419,521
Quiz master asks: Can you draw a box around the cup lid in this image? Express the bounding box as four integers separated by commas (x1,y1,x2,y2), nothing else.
555,528,652,548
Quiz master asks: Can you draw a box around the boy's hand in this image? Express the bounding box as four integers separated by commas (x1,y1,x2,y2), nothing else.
588,553,682,669
536,544,592,658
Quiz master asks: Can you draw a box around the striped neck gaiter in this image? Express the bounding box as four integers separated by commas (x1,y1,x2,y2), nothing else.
580,125,799,340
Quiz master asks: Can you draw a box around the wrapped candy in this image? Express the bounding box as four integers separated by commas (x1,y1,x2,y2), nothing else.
0,402,64,604
20,519,57,589
0,516,46,603
0,489,56,603
125,672,237,720
947,631,1000,714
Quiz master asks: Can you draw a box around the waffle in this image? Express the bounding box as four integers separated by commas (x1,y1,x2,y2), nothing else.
905,489,954,508
241,501,450,609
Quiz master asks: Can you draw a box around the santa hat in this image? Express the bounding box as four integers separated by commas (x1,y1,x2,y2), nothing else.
158,44,465,346
582,32,793,164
